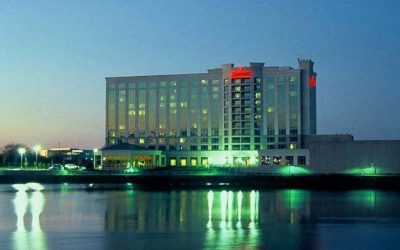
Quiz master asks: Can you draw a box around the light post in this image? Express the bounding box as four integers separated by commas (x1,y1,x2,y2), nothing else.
370,163,376,175
33,145,41,169
93,148,98,169
18,148,26,170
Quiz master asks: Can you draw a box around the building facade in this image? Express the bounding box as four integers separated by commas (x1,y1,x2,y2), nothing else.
105,60,316,167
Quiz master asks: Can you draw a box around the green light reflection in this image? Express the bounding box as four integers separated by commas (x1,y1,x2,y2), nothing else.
346,190,377,209
206,190,260,249
283,189,308,210
344,166,381,175
278,165,312,175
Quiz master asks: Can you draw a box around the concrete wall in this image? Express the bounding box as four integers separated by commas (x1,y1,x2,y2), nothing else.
305,135,400,174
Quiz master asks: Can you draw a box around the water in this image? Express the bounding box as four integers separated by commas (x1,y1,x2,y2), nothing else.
0,184,400,249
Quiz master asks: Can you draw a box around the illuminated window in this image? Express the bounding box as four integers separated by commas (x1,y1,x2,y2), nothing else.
285,156,294,165
255,92,261,99
255,100,261,106
170,158,176,166
273,156,281,165
201,157,208,166
180,101,187,107
261,156,270,165
180,158,187,166
201,80,208,85
190,158,197,166
179,138,186,143
298,156,306,165
139,138,145,144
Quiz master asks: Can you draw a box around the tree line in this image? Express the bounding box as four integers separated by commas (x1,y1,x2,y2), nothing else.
0,143,43,166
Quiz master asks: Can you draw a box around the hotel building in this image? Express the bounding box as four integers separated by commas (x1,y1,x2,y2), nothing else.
104,59,316,168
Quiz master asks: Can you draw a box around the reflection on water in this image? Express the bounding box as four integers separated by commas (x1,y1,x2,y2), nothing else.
2,186,400,249
13,191,29,232
206,190,260,248
13,190,47,250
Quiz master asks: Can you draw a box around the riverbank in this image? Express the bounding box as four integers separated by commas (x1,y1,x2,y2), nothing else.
0,169,399,189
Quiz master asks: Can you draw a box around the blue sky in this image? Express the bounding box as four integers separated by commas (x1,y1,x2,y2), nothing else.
0,0,399,148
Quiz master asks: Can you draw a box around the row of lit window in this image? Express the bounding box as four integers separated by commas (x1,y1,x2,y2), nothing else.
260,155,305,165
169,157,209,167
108,80,220,89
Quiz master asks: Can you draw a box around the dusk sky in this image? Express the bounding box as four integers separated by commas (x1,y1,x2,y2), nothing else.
1,1,399,149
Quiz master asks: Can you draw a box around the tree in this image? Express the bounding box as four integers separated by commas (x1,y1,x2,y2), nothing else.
0,152,3,166
1,143,30,166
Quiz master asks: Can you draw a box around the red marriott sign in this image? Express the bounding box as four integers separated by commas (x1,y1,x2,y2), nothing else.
230,67,253,79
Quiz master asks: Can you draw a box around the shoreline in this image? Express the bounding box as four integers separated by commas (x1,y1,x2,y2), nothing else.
0,170,400,190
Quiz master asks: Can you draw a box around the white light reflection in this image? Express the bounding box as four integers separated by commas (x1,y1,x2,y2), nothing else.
12,184,29,192
13,191,29,232
250,190,256,223
205,190,260,248
227,191,233,224
207,191,214,222
30,191,45,232
237,191,243,222
26,182,45,192
12,184,47,250
255,191,259,221
220,190,228,228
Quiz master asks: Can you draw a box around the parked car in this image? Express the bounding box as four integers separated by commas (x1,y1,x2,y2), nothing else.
64,164,79,170
48,164,64,171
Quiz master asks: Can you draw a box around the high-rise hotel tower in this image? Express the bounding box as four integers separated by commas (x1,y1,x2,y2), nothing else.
105,59,316,167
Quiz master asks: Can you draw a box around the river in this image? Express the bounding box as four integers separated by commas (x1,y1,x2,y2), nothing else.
0,184,399,249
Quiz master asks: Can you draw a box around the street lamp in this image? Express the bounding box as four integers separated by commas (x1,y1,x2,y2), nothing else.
370,162,376,175
33,145,41,169
93,148,99,169
18,148,26,170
